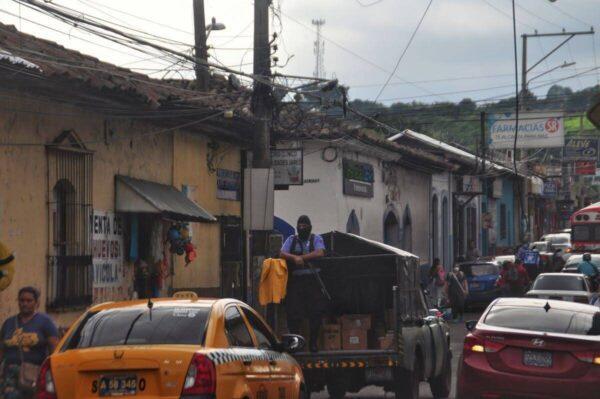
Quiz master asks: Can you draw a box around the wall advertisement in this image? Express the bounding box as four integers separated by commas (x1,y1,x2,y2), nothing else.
487,112,565,149
91,210,124,289
272,149,303,186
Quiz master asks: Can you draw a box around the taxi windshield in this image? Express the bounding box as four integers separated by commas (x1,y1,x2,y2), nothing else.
76,306,211,348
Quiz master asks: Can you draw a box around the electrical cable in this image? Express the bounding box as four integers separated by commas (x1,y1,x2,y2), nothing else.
374,0,434,101
539,0,593,28
354,0,385,7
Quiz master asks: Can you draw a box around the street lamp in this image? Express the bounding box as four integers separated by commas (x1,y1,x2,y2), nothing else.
527,61,576,86
206,17,226,38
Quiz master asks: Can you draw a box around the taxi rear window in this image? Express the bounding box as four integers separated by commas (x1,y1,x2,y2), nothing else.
73,307,211,348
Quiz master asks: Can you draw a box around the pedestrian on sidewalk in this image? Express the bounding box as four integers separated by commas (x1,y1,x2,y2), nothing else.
0,286,59,399
446,266,468,322
428,258,447,308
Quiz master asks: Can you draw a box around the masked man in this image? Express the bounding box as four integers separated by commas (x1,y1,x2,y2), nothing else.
280,215,326,352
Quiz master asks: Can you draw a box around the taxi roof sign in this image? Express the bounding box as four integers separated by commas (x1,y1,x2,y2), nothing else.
173,291,199,301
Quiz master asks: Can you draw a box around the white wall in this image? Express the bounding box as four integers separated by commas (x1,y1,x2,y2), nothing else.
275,141,387,242
275,140,432,264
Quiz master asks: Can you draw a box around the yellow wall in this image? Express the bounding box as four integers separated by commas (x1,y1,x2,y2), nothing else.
172,132,241,292
0,92,242,326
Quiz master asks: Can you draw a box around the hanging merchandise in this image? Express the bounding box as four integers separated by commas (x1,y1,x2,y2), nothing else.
166,222,197,265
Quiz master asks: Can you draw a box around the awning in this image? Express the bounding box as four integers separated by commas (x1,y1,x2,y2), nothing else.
115,175,216,222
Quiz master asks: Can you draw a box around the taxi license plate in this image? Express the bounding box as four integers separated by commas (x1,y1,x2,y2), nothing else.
99,375,137,397
523,350,552,368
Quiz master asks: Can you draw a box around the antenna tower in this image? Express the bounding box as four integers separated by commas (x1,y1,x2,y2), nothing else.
312,19,325,79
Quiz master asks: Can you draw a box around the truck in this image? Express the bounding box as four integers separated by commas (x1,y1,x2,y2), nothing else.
290,231,452,399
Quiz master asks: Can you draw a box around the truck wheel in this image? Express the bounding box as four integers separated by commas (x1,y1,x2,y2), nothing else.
395,356,422,399
430,352,452,398
326,382,346,399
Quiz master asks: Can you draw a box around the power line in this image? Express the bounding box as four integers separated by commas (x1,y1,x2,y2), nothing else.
540,0,593,28
354,0,385,7
374,0,434,101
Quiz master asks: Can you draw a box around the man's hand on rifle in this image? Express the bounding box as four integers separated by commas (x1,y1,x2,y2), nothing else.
294,255,305,266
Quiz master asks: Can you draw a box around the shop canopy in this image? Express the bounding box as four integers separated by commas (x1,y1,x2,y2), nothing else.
115,175,216,222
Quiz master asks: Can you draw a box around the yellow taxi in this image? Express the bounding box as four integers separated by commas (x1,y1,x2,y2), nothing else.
37,292,307,398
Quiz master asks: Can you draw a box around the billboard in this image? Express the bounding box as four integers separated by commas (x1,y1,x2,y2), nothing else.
563,138,599,161
487,112,565,149
575,161,596,175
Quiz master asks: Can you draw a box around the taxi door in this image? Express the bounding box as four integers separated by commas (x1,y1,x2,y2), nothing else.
222,305,273,397
240,306,300,399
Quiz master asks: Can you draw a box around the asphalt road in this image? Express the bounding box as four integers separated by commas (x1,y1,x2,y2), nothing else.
311,312,482,399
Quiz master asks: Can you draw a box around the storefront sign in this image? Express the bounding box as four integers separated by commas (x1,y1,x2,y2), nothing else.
545,164,562,177
542,180,558,198
564,138,598,161
217,169,241,201
488,112,565,149
575,161,596,175
272,149,303,186
91,210,124,288
343,159,374,198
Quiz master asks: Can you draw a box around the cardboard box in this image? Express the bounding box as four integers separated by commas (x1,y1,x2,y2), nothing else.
320,324,341,351
378,331,395,350
340,314,372,331
342,328,368,350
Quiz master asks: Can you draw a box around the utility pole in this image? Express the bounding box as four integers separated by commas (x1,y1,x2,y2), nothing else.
312,19,325,79
520,29,594,108
480,111,486,175
252,0,272,168
193,0,209,90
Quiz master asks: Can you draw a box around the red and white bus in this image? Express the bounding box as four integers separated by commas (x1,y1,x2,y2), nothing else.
570,202,600,251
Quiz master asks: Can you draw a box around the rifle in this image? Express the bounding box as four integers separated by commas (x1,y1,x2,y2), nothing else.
305,261,332,301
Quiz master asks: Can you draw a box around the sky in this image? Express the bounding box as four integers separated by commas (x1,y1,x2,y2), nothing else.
1,0,599,106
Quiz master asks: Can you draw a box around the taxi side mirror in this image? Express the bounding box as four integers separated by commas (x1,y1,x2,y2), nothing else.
279,334,305,353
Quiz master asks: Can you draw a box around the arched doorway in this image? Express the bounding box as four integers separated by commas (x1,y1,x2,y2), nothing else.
431,195,439,260
346,209,360,235
384,211,400,247
442,197,449,266
402,206,413,252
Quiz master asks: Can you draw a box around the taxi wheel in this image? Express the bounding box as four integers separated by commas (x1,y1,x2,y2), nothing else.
326,381,346,399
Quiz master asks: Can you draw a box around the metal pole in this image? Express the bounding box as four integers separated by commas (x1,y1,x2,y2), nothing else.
521,34,527,109
193,0,209,90
252,0,272,168
481,111,486,175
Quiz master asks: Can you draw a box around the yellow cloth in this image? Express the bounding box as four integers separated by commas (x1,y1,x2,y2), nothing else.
259,258,288,305
0,241,15,292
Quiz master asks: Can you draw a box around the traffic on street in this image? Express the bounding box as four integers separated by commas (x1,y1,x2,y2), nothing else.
2,1,600,398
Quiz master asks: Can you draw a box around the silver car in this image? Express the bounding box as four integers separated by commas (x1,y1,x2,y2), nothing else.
526,273,597,304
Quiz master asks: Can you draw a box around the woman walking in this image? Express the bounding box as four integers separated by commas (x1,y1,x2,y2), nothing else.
0,287,59,399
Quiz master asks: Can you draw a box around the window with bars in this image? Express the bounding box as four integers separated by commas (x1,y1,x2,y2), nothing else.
47,144,93,310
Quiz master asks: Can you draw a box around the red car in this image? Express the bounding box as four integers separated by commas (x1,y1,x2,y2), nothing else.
457,298,600,399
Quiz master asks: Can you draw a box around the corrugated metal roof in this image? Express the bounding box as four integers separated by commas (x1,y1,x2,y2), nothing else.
116,175,216,222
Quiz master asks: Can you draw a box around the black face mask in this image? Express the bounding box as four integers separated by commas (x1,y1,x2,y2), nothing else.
297,226,312,241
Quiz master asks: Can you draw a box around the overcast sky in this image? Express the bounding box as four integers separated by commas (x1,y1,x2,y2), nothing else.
2,0,599,106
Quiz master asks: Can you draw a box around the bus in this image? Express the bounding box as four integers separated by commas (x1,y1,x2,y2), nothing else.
570,202,600,252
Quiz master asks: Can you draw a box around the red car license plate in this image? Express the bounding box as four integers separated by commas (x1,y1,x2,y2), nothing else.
523,350,552,368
